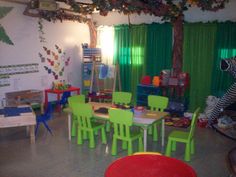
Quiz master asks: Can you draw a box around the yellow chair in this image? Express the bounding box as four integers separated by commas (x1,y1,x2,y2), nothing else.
165,107,200,161
148,95,169,141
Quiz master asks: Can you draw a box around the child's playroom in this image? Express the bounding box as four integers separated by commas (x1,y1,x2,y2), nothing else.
0,0,236,177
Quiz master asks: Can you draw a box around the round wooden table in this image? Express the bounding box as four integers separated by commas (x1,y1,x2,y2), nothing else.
105,154,197,177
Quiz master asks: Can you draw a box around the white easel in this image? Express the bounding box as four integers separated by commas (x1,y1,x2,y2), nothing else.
88,60,121,102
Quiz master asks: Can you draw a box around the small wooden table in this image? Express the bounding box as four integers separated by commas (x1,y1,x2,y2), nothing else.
44,86,80,111
64,102,168,151
0,105,36,144
105,154,197,177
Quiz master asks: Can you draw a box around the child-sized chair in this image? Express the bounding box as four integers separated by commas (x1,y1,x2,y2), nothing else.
59,91,71,108
148,95,169,141
112,91,132,105
71,103,107,148
165,107,200,161
107,91,132,132
109,108,143,156
35,102,54,135
68,95,86,137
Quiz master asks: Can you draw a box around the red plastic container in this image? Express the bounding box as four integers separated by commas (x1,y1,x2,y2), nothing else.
141,76,151,85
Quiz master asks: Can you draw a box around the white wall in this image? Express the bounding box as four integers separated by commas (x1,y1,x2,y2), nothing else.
0,2,90,102
92,0,236,26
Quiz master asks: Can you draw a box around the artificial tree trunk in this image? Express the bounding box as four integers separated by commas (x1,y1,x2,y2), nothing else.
87,19,97,48
172,14,184,76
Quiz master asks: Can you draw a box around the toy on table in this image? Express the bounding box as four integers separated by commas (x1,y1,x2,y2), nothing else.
52,81,71,90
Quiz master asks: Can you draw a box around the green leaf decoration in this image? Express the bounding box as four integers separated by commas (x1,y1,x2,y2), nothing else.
0,6,14,45
0,25,14,45
0,6,13,19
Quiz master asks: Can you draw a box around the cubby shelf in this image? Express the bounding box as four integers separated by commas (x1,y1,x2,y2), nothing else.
136,84,160,106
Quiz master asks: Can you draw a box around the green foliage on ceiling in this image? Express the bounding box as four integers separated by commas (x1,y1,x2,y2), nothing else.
64,0,229,21
0,25,14,45
0,6,13,19
0,6,14,45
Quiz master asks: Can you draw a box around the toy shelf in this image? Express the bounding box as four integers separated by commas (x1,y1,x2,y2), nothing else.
136,84,160,106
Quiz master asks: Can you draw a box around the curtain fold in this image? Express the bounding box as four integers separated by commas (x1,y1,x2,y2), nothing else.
146,23,173,76
211,22,236,97
130,24,147,103
113,25,131,92
183,23,217,111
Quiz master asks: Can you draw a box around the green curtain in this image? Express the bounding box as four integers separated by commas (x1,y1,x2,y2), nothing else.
113,25,131,92
211,22,236,97
130,24,147,103
183,23,217,111
146,23,173,76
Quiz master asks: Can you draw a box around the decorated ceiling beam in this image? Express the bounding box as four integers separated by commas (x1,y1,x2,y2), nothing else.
1,0,230,73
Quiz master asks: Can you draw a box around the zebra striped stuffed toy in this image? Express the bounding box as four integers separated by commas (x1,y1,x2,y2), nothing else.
208,56,236,125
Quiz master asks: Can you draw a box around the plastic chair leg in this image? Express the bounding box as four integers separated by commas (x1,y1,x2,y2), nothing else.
191,139,195,154
101,127,107,144
89,131,95,148
35,123,39,135
128,140,133,155
77,129,83,145
138,137,144,152
122,140,127,150
83,130,88,140
42,121,52,135
185,142,191,161
165,139,172,157
106,121,111,132
148,126,152,135
71,119,76,137
153,124,158,141
111,137,117,156
171,141,176,151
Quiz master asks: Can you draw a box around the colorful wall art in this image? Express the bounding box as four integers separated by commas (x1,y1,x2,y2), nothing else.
39,45,70,80
0,63,39,87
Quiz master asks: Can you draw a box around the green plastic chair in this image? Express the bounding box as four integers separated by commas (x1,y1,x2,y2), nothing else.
70,103,107,148
105,91,132,132
109,108,143,156
68,95,86,137
165,107,200,161
112,91,132,105
147,95,169,141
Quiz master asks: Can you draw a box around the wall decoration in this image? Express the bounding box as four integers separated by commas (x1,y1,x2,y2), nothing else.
0,63,39,76
0,75,10,87
39,45,71,80
0,6,14,45
38,17,46,43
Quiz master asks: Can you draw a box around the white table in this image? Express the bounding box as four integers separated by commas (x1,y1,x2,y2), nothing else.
0,105,36,144
64,102,168,151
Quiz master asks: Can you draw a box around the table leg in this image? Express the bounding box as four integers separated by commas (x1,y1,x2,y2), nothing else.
143,127,147,152
30,125,35,144
57,93,61,112
68,113,71,141
161,119,165,147
44,90,48,109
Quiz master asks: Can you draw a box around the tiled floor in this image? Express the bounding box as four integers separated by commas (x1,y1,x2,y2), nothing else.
0,112,235,177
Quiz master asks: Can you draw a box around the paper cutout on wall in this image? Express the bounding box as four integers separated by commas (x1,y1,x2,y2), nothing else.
39,45,71,80
0,75,10,87
0,63,39,76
